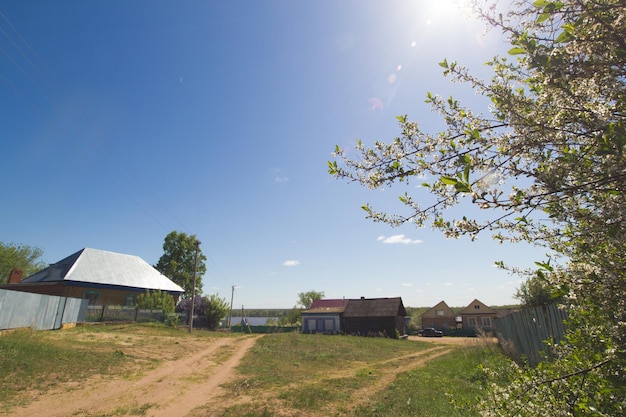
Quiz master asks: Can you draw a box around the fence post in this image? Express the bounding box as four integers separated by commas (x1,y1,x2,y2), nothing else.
100,304,105,321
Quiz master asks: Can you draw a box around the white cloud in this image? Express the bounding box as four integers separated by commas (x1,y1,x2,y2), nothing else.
283,260,300,267
402,283,413,287
377,234,423,245
270,168,289,183
444,282,453,286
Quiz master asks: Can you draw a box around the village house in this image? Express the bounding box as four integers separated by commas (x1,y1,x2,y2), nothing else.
302,297,407,337
459,298,498,332
301,298,348,334
0,248,183,306
420,300,458,330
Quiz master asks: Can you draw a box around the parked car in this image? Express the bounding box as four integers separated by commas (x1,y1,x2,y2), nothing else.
418,327,443,337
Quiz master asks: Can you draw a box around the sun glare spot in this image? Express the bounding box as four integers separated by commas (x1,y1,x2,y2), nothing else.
388,73,397,84
421,0,473,26
368,97,384,111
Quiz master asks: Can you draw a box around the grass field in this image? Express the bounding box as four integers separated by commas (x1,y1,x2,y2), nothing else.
0,324,506,416
218,333,503,416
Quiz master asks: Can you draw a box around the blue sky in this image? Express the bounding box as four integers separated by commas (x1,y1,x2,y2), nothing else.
0,1,545,308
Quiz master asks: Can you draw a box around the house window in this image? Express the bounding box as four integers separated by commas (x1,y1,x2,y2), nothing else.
125,294,136,307
467,317,477,327
83,291,100,305
435,310,444,316
482,317,492,328
474,304,480,309
325,319,335,331
307,319,316,331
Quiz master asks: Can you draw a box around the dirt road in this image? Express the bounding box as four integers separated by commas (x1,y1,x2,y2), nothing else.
9,335,260,417
7,334,492,417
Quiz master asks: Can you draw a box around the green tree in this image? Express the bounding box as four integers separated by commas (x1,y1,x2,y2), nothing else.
154,231,206,299
296,290,325,309
280,306,302,326
175,294,229,330
136,290,175,313
514,261,562,308
136,290,177,326
0,242,46,284
204,294,229,331
330,0,625,414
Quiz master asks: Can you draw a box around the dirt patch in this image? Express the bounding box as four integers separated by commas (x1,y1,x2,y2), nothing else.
7,335,261,417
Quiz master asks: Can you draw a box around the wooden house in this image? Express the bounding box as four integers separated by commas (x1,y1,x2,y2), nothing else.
420,300,458,330
301,299,349,334
0,248,184,306
341,297,407,337
459,298,497,332
301,297,407,337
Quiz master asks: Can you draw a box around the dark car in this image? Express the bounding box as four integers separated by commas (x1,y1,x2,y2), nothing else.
418,327,443,337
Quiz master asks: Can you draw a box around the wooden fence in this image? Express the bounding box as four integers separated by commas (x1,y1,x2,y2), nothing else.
496,304,569,366
86,305,177,324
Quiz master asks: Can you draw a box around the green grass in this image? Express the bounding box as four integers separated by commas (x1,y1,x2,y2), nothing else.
0,328,127,410
348,344,505,417
0,324,508,416
232,332,436,389
0,323,234,412
221,333,507,416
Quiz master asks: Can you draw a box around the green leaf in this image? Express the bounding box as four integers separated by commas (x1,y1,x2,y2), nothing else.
556,30,573,43
508,47,526,55
441,176,458,186
534,261,554,272
533,0,549,7
536,13,550,23
454,182,471,193
439,58,448,68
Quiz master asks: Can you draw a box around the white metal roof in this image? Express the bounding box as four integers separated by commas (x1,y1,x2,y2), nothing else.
23,248,184,293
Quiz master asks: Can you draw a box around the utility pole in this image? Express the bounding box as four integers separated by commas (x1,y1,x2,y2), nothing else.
228,285,235,331
188,239,201,333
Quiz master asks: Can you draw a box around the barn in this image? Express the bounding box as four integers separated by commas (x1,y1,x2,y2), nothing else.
342,297,407,337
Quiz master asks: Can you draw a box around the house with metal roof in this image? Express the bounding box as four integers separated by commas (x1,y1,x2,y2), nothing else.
302,297,407,337
1,248,184,306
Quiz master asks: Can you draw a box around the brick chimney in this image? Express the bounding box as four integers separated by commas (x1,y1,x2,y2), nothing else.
8,269,23,284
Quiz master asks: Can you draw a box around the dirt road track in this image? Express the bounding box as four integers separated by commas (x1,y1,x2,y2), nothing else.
6,334,493,417
8,335,260,417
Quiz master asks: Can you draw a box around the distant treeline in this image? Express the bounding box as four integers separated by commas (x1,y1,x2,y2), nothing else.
241,308,293,317
244,306,519,317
